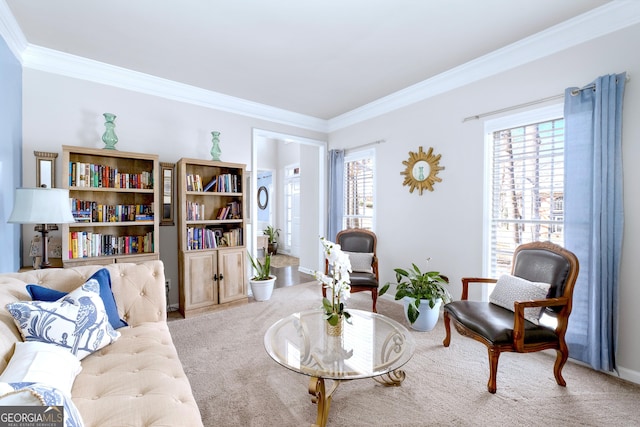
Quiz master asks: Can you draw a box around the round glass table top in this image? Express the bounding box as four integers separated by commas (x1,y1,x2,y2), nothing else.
264,309,415,380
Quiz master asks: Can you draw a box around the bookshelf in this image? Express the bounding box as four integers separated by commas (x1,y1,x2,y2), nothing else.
61,145,160,267
177,158,247,317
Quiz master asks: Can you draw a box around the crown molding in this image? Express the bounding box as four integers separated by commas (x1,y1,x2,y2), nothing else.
3,1,639,133
328,0,640,132
0,0,27,61
21,45,329,133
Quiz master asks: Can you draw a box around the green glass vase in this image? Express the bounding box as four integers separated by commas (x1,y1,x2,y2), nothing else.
102,113,118,150
211,131,221,161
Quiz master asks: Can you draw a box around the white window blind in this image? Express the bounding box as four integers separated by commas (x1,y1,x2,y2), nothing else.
489,117,565,277
344,151,374,230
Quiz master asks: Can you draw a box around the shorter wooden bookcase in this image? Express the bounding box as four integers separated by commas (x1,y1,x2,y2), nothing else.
177,158,247,317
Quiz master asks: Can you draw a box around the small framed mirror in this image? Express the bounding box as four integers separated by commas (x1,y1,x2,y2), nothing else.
401,146,444,195
160,162,175,226
34,151,58,188
257,185,269,210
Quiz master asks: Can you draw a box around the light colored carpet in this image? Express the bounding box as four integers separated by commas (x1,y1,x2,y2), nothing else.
168,282,640,426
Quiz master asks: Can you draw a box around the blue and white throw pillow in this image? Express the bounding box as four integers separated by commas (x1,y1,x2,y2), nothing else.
0,382,84,427
27,268,128,329
6,279,120,360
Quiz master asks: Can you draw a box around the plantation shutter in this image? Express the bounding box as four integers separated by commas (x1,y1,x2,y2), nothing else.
344,151,374,230
489,118,565,277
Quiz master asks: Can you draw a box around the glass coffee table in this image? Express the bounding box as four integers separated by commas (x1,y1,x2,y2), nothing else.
264,309,415,427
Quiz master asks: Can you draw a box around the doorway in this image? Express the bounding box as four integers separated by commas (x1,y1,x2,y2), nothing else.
251,129,327,276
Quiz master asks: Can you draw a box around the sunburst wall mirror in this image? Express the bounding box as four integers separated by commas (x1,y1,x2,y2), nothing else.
401,146,444,195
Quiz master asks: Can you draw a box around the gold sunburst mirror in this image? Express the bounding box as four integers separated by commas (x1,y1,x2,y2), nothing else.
401,146,444,195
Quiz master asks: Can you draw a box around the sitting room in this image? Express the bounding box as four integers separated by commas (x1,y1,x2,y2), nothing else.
1,1,640,426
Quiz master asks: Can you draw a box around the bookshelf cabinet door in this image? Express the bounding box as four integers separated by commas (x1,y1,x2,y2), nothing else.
183,252,218,309
218,248,246,304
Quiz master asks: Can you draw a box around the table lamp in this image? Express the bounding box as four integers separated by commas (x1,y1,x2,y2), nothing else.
8,187,75,269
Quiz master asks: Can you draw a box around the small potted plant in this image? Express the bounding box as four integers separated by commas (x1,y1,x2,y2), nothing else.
248,252,276,301
263,225,281,255
379,259,451,331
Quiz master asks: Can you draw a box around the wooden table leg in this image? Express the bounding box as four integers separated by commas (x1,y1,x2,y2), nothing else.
308,377,341,427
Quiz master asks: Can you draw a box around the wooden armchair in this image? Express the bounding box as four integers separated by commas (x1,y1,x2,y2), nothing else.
443,241,579,393
324,229,379,312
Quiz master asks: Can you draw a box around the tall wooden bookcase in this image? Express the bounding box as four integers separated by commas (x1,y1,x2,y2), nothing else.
61,145,160,267
177,158,247,317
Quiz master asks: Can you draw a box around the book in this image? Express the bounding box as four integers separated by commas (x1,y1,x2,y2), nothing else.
203,177,217,192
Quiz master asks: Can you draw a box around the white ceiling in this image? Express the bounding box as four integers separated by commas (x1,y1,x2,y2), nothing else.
3,0,620,123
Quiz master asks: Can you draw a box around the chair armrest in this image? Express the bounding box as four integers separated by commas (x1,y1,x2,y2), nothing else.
512,297,570,351
460,277,497,300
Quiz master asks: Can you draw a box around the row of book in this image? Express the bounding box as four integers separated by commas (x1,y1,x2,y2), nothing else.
216,201,241,220
69,162,154,189
186,201,205,221
68,231,154,259
185,173,241,193
186,200,242,221
70,200,154,223
186,227,243,250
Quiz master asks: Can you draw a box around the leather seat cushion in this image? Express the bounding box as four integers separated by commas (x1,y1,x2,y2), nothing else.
444,301,558,345
349,272,378,288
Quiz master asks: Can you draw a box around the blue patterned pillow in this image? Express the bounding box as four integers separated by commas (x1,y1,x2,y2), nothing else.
27,268,128,329
6,279,120,360
0,382,84,427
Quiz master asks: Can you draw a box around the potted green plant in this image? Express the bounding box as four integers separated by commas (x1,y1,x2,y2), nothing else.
379,259,451,331
248,252,276,301
263,225,281,255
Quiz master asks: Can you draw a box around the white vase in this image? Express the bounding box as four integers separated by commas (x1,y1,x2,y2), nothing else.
403,297,442,331
250,276,276,301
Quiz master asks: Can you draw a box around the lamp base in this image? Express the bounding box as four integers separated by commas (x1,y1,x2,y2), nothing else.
34,224,57,269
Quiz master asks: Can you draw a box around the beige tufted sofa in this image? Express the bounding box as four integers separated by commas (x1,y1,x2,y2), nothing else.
0,260,203,427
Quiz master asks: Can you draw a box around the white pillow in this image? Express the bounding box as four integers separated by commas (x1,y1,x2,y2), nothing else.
489,274,551,325
6,278,120,360
344,251,374,273
0,341,82,395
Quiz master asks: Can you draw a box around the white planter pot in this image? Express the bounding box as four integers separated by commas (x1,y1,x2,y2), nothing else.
250,276,276,301
403,297,442,331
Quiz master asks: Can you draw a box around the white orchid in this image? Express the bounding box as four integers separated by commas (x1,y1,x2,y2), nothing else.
316,236,352,326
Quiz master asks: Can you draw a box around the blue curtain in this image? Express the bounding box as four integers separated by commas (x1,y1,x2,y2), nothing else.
327,150,344,241
564,73,626,371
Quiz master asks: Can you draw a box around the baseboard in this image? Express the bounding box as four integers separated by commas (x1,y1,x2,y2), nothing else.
168,303,179,312
617,366,640,385
298,266,316,277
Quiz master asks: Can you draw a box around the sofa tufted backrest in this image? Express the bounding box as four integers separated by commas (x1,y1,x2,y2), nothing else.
0,260,166,372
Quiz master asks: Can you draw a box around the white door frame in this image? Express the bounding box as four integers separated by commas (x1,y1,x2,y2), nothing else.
251,128,327,273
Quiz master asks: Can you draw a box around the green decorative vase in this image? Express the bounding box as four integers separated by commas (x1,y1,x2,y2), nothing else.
102,113,118,150
211,131,221,161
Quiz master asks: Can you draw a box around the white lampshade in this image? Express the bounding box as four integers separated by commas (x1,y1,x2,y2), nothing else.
8,188,75,224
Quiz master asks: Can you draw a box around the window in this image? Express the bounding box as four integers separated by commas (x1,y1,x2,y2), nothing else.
485,106,564,278
284,165,300,254
343,149,375,230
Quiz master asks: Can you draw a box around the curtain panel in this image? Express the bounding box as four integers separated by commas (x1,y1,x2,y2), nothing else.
563,72,626,371
327,150,344,242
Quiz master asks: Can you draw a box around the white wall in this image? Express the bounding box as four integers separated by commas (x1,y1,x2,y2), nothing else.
329,23,640,382
20,69,326,306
